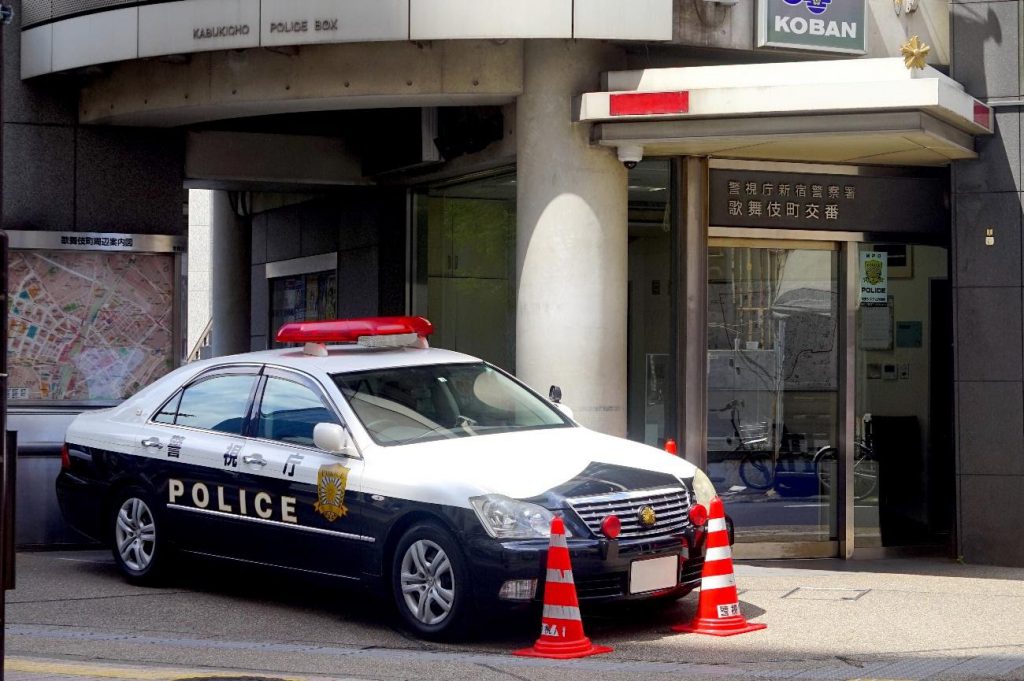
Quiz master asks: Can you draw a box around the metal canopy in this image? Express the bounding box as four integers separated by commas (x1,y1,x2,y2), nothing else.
579,58,992,166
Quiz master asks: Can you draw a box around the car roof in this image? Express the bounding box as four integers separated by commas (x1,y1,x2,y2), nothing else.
185,344,482,377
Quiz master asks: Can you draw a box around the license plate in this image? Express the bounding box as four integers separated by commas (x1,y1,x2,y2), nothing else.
629,555,678,594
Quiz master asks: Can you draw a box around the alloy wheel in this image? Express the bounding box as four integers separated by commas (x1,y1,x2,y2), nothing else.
115,497,156,572
399,539,455,626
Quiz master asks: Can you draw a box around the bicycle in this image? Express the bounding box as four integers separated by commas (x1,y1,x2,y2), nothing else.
812,415,879,501
736,422,775,490
710,399,773,489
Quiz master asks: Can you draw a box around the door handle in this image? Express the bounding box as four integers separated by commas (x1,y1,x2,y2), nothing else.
242,454,267,467
141,437,163,449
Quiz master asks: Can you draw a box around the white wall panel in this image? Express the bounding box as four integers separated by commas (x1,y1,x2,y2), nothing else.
574,0,672,40
410,0,572,40
261,0,408,46
139,0,260,58
52,8,138,72
20,25,52,79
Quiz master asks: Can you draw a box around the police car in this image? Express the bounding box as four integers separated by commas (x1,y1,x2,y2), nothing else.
56,317,721,639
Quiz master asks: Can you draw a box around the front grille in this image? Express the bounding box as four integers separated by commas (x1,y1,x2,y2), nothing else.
574,573,626,599
680,556,705,587
567,486,692,540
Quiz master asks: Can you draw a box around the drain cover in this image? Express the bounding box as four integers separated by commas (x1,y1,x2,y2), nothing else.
781,586,870,601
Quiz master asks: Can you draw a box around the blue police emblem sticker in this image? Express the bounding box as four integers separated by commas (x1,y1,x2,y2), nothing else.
782,0,832,16
804,0,831,15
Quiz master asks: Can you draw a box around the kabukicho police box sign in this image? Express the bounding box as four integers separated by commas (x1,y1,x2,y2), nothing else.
758,0,866,54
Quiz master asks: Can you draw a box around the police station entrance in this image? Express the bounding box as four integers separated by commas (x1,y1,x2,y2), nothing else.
698,162,954,559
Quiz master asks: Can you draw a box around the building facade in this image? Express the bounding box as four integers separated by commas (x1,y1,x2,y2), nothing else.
2,0,1020,564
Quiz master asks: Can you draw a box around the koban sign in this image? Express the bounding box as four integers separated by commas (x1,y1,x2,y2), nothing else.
758,0,866,53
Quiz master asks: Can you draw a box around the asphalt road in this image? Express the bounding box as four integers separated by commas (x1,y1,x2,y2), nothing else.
6,550,1024,680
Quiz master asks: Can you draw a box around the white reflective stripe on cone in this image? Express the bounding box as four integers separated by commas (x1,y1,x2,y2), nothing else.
549,533,569,549
707,518,728,532
700,573,737,591
704,546,732,562
546,568,575,584
543,604,582,621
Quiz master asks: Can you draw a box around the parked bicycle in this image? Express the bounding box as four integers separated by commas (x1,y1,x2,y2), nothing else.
812,414,879,501
718,400,808,494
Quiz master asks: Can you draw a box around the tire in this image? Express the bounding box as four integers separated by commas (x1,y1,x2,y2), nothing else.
814,446,839,496
739,452,774,490
391,522,473,640
851,447,879,501
814,445,878,501
110,486,169,585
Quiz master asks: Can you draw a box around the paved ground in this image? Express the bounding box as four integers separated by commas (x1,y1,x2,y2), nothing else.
5,550,1024,680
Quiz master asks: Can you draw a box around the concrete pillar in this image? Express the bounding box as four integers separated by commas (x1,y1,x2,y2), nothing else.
210,191,252,357
516,41,628,436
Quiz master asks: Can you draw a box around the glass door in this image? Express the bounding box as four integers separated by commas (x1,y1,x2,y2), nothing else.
853,243,954,551
706,240,840,551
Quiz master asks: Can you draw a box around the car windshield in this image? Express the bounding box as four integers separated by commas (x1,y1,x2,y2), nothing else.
331,362,571,445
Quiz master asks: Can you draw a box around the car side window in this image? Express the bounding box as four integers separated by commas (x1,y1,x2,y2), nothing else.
153,390,182,425
165,374,257,434
257,376,339,446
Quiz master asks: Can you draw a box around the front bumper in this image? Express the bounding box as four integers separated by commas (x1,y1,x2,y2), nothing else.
462,527,711,606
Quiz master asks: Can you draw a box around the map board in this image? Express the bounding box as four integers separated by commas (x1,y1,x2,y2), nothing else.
8,250,175,403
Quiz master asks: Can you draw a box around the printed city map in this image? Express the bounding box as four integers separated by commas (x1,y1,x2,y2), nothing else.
7,251,175,402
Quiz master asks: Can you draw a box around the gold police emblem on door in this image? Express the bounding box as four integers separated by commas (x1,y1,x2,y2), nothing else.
314,463,349,521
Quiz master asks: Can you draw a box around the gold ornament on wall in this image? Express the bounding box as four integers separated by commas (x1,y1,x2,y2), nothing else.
900,35,931,70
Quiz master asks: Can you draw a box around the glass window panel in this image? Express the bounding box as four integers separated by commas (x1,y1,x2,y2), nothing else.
152,390,181,424
257,377,338,446
707,244,838,544
175,375,257,434
270,270,337,347
854,243,953,548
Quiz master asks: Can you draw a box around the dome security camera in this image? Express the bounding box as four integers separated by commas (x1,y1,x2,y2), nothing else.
617,145,643,169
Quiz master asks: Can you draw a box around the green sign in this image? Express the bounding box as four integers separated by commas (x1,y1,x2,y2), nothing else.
758,0,866,54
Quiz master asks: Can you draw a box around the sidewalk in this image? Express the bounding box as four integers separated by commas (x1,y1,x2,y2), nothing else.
6,554,1024,681
4,657,359,681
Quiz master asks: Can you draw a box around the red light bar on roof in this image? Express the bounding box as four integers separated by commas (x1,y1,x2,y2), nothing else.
276,316,434,346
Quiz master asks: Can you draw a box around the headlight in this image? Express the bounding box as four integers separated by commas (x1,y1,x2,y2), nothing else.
690,468,717,507
470,495,557,539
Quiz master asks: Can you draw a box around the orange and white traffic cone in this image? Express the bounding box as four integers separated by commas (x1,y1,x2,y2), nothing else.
514,517,613,659
671,496,766,636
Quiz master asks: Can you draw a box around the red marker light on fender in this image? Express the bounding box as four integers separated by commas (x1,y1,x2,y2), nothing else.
689,503,708,527
601,515,621,539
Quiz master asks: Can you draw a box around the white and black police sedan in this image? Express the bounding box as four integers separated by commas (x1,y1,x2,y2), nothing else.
57,317,721,639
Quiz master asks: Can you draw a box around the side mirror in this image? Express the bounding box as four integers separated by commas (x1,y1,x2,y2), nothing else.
314,422,354,455
556,403,575,420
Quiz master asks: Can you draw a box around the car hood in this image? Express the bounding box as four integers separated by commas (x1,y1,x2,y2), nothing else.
359,426,699,509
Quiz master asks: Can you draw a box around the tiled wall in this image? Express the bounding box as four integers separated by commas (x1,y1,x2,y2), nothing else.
951,0,1024,564
2,0,186,235
249,190,406,350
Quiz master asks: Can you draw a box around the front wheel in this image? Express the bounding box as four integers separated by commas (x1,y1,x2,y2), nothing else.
110,487,169,585
391,522,473,640
739,452,774,490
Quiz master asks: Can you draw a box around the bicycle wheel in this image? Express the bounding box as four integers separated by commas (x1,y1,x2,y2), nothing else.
815,444,878,501
813,446,838,496
852,445,879,500
739,452,774,490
